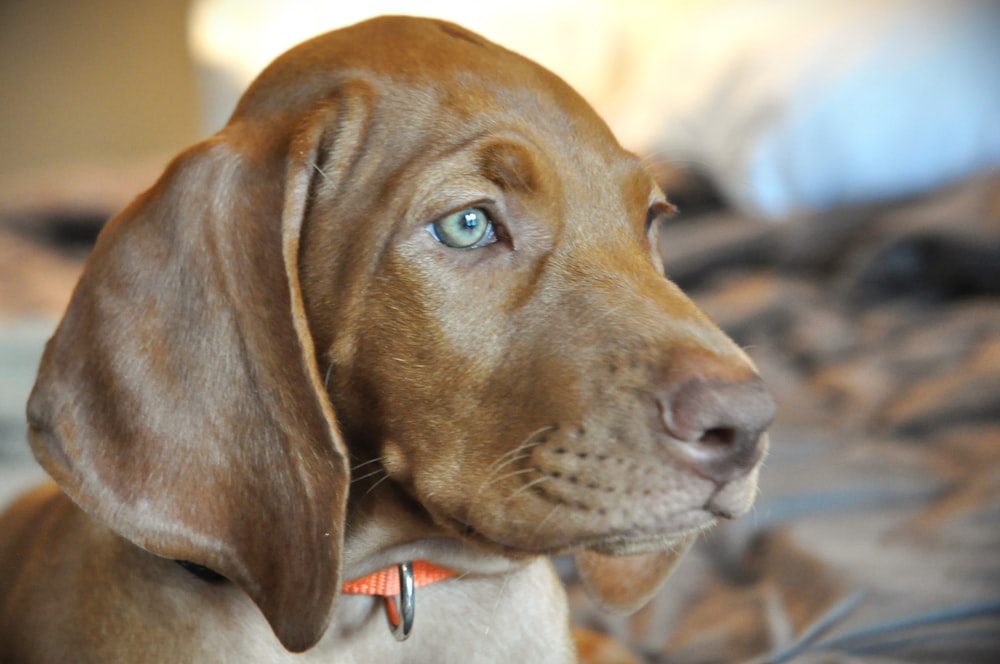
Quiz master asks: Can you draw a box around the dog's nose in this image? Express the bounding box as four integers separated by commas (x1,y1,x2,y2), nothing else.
657,367,775,485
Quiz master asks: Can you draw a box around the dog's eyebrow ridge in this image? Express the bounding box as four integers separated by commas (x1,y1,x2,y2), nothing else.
477,141,540,195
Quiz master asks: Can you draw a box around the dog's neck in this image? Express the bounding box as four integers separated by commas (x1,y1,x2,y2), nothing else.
341,478,530,582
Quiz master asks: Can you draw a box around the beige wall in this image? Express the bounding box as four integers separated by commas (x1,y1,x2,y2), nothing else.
0,0,200,179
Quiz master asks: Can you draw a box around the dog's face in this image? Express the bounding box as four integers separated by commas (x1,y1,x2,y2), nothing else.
294,20,773,565
26,17,773,650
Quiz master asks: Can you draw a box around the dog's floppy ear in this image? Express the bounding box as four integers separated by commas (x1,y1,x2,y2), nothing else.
26,101,354,652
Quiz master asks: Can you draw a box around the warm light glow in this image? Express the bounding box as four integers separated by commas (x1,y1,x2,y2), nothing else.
186,0,710,139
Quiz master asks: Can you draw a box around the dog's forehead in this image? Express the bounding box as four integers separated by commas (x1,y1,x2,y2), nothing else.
261,16,554,88
234,16,612,141
235,15,658,213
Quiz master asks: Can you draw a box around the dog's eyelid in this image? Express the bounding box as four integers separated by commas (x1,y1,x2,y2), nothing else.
425,198,498,225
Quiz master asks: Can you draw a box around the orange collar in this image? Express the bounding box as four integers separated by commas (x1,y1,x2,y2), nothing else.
341,559,458,596
341,560,458,641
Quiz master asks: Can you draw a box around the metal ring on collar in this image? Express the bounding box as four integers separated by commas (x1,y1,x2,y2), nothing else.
387,561,415,641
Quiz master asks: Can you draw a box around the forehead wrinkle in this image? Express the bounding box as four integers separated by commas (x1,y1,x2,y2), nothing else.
477,141,541,195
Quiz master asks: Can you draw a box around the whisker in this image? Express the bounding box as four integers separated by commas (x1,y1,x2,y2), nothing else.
362,472,392,499
486,467,537,488
323,361,334,390
484,424,556,475
529,504,564,544
505,474,550,502
484,567,517,640
464,455,530,528
351,466,390,484
476,424,558,495
464,424,559,526
484,446,530,477
351,457,385,472
482,450,532,483
312,161,334,184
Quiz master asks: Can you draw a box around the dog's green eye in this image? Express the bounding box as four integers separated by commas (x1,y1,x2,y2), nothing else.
429,207,495,249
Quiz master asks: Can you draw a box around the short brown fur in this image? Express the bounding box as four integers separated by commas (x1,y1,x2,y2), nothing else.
0,16,772,662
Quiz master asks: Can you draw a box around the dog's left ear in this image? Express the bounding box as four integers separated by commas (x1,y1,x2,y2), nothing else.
26,102,354,652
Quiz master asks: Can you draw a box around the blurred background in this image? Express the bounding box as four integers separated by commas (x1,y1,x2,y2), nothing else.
1,1,999,661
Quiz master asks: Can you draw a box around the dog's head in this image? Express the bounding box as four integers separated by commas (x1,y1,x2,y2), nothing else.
26,16,773,652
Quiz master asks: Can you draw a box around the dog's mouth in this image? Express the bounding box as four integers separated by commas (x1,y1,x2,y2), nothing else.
424,494,719,614
421,456,743,557
578,524,709,556
435,509,707,613
439,501,715,559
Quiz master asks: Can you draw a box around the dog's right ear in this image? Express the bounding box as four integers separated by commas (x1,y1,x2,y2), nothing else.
25,87,374,651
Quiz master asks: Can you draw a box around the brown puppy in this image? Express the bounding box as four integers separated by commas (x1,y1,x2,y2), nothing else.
0,16,773,662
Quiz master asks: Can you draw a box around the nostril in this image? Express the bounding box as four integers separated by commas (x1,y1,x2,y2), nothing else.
688,425,765,484
698,426,736,448
658,374,774,485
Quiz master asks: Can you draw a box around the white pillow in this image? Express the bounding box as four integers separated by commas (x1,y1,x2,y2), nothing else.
632,0,1000,218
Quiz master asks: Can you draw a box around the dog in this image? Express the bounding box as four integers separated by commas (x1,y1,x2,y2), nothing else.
0,16,774,662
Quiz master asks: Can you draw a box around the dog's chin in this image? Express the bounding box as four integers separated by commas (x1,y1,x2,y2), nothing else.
580,522,711,557
438,501,716,560
430,506,713,613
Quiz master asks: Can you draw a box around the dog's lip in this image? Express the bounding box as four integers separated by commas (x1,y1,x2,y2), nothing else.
441,506,717,558
579,521,713,557
565,505,719,556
